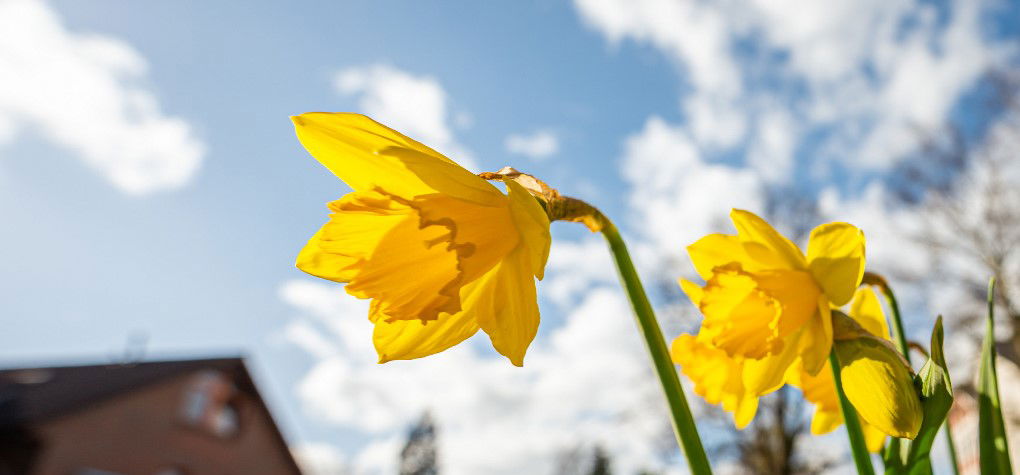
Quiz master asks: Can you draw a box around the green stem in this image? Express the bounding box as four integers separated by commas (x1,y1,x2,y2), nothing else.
945,419,961,475
600,221,712,475
830,350,877,475
979,278,1013,474
875,281,911,366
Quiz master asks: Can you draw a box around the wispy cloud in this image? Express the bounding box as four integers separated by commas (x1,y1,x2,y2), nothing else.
0,0,205,194
505,129,559,161
573,0,1003,178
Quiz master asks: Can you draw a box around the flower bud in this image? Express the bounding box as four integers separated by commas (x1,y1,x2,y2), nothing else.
832,317,923,439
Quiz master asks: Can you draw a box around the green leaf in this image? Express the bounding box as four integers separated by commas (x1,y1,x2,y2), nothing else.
905,316,953,474
979,278,1013,474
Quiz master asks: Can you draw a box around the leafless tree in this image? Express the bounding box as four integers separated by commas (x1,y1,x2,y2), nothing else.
399,412,439,475
897,69,1020,367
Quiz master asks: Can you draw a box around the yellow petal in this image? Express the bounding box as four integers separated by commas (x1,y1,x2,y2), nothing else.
472,244,541,366
291,112,502,206
806,222,865,306
408,192,519,283
373,306,481,362
504,179,551,280
835,338,922,439
297,191,416,284
687,233,746,280
679,279,704,307
730,209,807,270
309,188,520,323
786,360,842,434
850,287,891,340
863,421,887,453
698,264,820,359
790,354,894,451
340,201,463,321
811,407,843,435
733,395,760,430
296,226,364,283
743,331,802,395
798,295,833,376
671,333,759,429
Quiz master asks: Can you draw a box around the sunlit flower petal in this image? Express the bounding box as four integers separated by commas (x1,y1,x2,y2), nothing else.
806,222,865,307
373,302,481,362
849,287,890,340
671,333,758,429
687,233,747,280
730,209,807,270
743,330,802,395
796,295,833,376
293,112,551,365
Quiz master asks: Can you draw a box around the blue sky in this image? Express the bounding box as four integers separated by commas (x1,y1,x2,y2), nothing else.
1,0,1018,473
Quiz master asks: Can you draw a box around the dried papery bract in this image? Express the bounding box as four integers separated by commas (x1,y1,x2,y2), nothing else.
479,166,608,232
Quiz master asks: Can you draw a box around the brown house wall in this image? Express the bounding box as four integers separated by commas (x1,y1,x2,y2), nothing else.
28,371,300,475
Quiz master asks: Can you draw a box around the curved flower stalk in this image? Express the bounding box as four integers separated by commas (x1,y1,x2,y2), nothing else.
292,112,551,366
671,210,921,445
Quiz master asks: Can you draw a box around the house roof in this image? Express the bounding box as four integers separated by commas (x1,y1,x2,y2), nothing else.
0,357,302,473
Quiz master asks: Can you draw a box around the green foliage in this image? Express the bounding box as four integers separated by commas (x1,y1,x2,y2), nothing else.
904,317,953,475
978,279,1013,475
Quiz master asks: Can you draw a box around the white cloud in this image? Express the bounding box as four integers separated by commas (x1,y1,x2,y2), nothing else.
573,0,742,101
335,64,478,171
747,106,797,184
292,442,348,475
572,0,1004,174
621,116,764,267
543,237,615,307
0,0,204,194
279,265,678,475
504,129,559,160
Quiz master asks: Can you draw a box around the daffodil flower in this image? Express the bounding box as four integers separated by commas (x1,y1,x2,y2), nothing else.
292,113,551,366
671,210,921,443
787,287,922,451
677,208,864,387
671,209,863,427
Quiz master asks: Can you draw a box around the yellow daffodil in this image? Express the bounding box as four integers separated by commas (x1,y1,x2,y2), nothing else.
292,112,551,366
787,287,921,451
672,210,921,443
677,208,864,386
671,209,863,427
